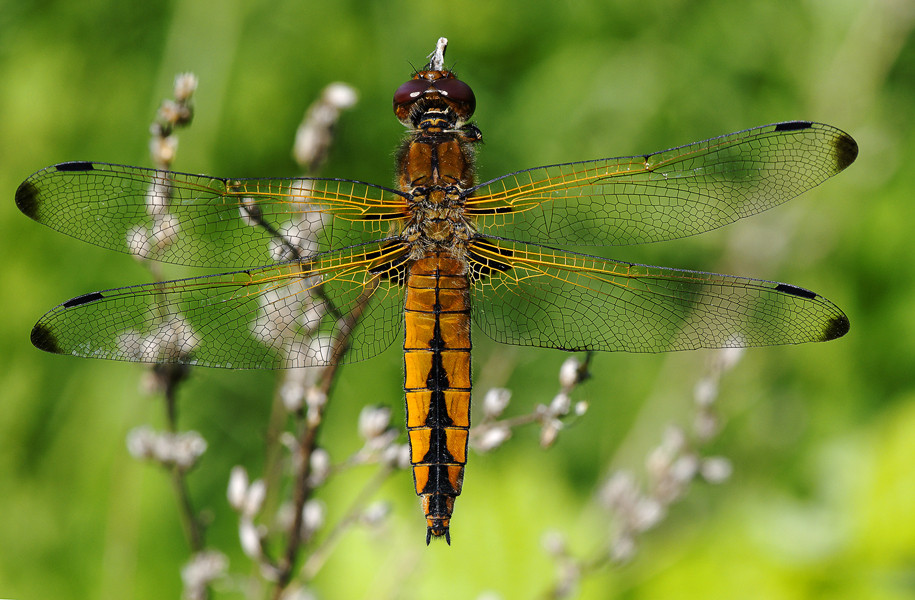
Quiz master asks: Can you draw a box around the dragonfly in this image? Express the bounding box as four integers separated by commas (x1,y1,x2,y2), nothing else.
16,38,856,544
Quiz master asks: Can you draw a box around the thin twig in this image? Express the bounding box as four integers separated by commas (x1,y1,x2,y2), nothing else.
272,281,380,597
170,464,205,552
157,363,206,552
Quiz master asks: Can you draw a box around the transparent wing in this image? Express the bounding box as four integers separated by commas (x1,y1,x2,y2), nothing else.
15,161,410,269
466,122,857,246
30,241,410,368
467,238,849,352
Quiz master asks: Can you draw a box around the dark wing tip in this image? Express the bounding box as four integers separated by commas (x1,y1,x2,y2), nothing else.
15,180,40,219
821,313,850,341
773,283,849,342
31,323,63,354
833,133,858,172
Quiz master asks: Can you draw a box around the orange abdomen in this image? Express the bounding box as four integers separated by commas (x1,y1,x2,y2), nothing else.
403,252,471,544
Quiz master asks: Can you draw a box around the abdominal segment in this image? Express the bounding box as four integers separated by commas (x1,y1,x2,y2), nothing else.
403,253,471,544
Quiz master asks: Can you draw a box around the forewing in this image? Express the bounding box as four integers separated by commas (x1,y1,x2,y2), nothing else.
468,238,849,353
467,122,857,246
15,161,410,268
30,241,410,368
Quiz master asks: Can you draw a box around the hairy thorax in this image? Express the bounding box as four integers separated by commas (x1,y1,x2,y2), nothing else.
397,132,479,260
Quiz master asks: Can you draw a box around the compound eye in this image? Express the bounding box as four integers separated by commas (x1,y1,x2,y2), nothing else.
393,79,431,106
433,78,476,114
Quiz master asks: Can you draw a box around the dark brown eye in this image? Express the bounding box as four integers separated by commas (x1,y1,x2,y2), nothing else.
393,79,431,106
433,78,475,113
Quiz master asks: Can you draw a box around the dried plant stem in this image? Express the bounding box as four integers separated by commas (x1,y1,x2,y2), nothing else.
274,414,322,591
157,364,206,552
170,464,205,552
272,282,379,597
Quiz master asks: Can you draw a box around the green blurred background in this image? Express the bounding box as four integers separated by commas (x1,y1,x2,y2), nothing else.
1,0,913,598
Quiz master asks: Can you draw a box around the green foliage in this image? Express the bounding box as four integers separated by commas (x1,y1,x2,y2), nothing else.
1,0,913,598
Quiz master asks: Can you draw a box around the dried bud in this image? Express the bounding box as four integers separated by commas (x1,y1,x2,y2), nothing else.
598,471,637,512
227,466,249,510
126,425,158,460
394,443,412,470
693,377,718,407
243,479,266,517
150,133,178,165
126,427,206,470
661,425,686,455
171,430,207,469
539,418,563,447
474,425,511,452
293,82,358,171
482,387,511,419
300,499,325,538
717,346,745,372
358,405,392,441
669,454,699,485
239,519,262,559
280,379,306,412
158,99,190,127
323,82,358,110
361,501,391,528
549,392,571,416
308,447,331,486
305,386,327,412
181,550,227,600
632,497,664,531
559,357,580,388
173,72,198,102
700,456,733,483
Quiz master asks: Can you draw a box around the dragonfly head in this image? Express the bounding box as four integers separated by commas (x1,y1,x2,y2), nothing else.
393,70,475,129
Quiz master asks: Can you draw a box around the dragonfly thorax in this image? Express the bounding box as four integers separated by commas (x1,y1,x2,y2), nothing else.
402,190,475,259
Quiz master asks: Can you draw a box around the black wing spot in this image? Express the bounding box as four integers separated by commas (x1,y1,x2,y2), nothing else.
774,283,816,300
360,212,409,221
833,133,859,172
468,240,512,281
822,314,850,341
467,205,514,215
15,180,39,219
774,121,812,132
63,291,105,308
31,323,62,354
55,161,95,172
366,243,410,286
